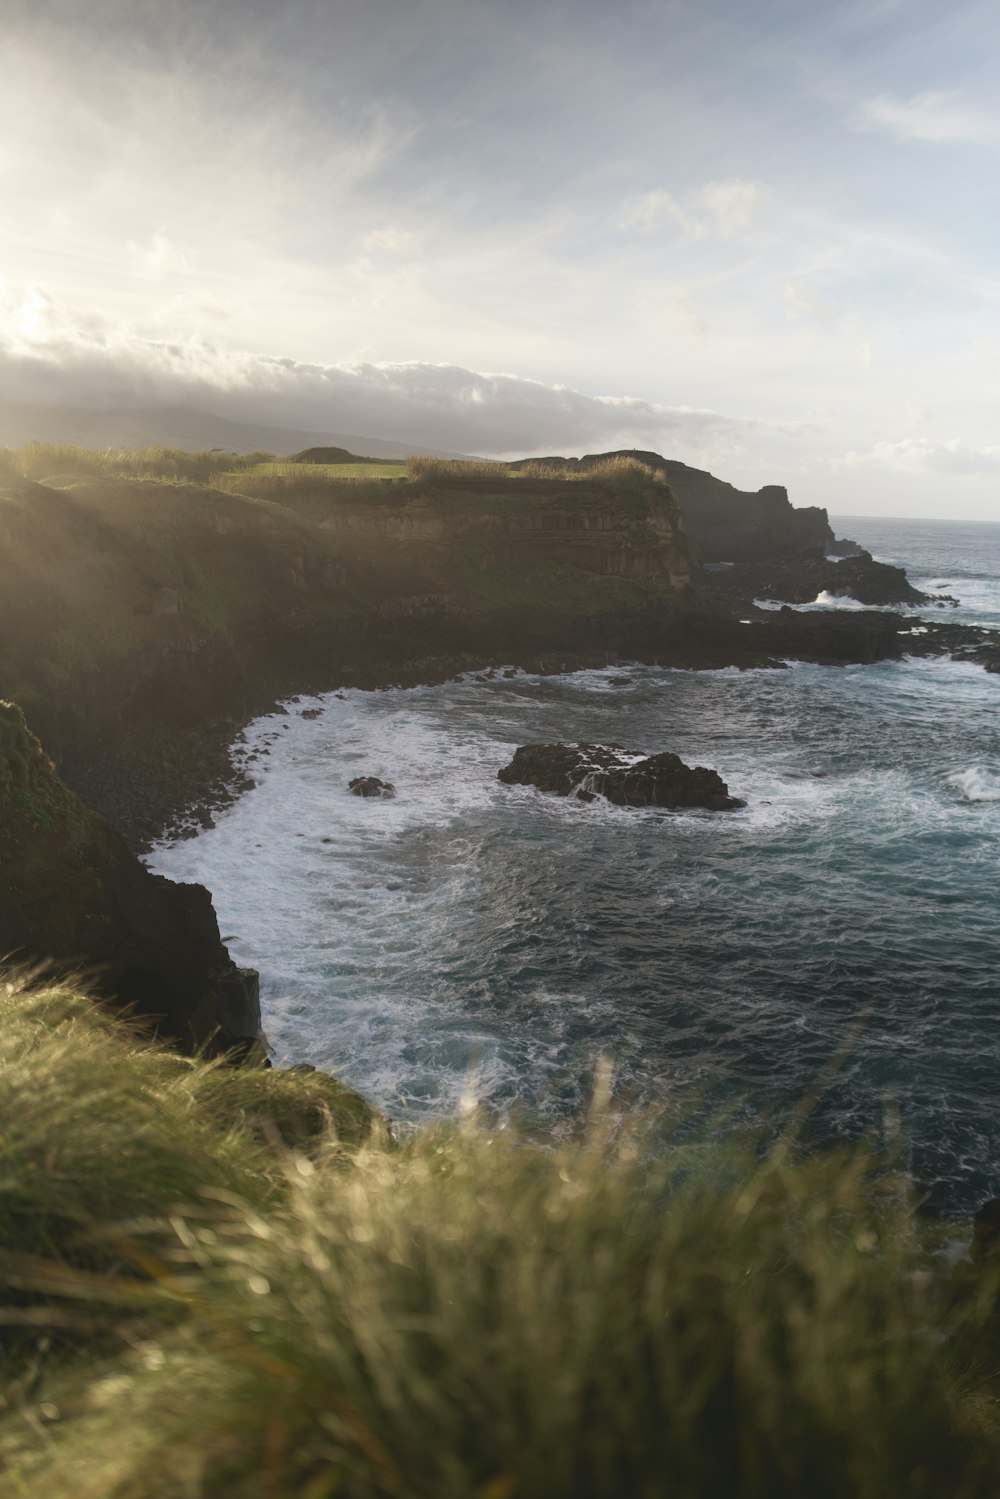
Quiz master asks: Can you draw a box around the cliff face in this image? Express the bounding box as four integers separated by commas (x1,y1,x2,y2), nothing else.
511,451,840,563
0,702,259,1048
0,473,332,753
0,468,693,770
302,474,692,588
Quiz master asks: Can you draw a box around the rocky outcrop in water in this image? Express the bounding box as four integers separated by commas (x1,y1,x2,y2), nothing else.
349,775,396,798
704,548,948,609
0,701,260,1053
498,743,745,810
902,620,1000,675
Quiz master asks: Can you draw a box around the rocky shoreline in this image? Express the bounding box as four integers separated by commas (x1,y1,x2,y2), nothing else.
57,595,1000,857
702,546,955,609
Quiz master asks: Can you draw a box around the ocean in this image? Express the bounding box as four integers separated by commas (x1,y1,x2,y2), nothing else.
150,515,1000,1213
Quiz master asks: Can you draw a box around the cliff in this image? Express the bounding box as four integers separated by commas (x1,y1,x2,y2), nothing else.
0,702,259,1049
511,450,850,563
0,464,692,774
286,469,692,587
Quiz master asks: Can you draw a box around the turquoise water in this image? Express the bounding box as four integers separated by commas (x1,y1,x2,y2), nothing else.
152,517,1000,1212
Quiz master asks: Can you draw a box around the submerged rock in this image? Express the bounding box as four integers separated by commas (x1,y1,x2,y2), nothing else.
349,775,396,798
498,743,745,811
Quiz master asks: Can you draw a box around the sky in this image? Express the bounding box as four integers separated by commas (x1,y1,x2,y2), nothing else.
1,0,999,518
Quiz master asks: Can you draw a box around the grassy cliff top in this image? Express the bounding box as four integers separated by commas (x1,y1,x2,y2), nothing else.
0,442,673,514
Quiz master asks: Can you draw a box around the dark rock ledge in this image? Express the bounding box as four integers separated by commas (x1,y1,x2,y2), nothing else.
702,547,957,610
498,743,745,811
0,701,261,1055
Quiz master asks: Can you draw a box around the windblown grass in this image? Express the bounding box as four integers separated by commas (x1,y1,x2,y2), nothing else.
0,975,370,1276
215,466,411,505
584,454,667,485
406,457,512,482
8,444,273,485
243,461,407,481
517,455,666,487
0,975,997,1497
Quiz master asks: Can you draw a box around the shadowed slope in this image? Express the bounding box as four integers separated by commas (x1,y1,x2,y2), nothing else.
0,702,257,1047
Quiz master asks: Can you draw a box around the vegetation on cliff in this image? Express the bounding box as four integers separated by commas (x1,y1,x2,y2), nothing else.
0,975,998,1497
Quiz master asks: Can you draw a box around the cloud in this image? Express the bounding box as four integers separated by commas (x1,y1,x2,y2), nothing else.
0,282,775,456
843,437,1000,476
860,92,998,144
662,295,708,339
362,226,415,254
127,231,196,280
620,189,700,237
620,179,760,240
785,283,836,323
700,179,760,237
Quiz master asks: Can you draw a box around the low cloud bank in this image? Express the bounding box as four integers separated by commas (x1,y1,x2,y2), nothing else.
0,285,767,456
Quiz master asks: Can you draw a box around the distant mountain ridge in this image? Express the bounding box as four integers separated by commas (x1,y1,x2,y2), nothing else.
0,400,473,460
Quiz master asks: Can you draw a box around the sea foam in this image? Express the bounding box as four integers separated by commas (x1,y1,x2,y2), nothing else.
947,766,1000,803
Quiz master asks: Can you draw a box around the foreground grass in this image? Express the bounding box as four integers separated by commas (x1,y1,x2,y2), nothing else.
0,976,999,1497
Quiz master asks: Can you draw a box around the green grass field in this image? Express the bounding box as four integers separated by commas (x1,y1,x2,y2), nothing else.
236,461,409,481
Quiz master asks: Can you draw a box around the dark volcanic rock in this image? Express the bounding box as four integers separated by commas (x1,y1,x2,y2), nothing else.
498,743,745,810
751,605,904,664
703,548,946,609
902,620,1000,675
349,775,396,798
825,535,865,558
0,701,260,1052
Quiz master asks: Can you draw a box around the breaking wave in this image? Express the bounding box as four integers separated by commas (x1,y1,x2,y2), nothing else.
948,766,1000,803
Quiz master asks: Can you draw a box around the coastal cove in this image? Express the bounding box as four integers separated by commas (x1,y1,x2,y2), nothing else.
150,515,1000,1217
10,6,1000,1483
